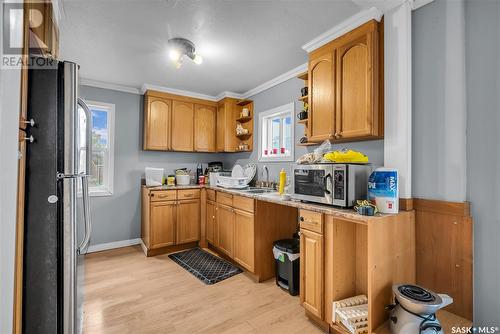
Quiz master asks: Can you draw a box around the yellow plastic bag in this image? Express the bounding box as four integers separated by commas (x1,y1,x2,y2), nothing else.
323,149,369,163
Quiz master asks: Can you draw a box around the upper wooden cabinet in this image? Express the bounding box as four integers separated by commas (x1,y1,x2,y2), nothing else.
143,91,250,153
308,51,335,142
307,20,383,143
216,98,238,152
335,20,381,140
171,101,194,151
143,95,171,150
194,104,216,152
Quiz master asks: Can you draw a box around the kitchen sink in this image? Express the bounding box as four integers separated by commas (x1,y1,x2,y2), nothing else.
241,187,276,194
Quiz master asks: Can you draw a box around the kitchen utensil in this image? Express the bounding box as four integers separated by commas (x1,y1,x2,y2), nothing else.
301,87,308,97
297,111,308,120
176,174,190,185
231,164,244,178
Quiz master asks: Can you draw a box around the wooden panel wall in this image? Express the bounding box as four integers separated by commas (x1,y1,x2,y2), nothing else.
414,198,473,320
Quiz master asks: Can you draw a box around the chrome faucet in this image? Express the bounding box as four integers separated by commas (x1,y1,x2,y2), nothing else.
262,165,269,183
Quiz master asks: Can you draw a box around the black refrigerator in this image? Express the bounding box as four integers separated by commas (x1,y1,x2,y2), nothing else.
23,58,92,334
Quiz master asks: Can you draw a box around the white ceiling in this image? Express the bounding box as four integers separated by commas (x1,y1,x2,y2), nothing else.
60,0,361,96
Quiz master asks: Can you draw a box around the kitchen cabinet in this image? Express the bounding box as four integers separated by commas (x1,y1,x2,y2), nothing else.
335,20,381,140
306,20,383,144
176,199,200,244
308,50,335,142
234,208,255,272
171,100,194,151
216,203,234,257
141,187,201,255
216,98,237,152
206,200,216,245
150,201,176,248
143,95,171,150
299,210,324,319
194,104,216,152
27,0,59,57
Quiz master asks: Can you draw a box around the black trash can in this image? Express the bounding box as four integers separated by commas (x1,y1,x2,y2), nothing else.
273,238,300,296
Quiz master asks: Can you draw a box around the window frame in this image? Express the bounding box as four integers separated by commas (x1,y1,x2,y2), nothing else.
86,100,115,197
258,102,295,162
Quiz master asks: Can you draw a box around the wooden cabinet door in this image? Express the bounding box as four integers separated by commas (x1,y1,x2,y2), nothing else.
206,200,216,245
194,104,216,152
308,51,335,142
150,201,176,248
144,96,171,150
335,22,378,139
216,104,225,152
216,204,234,257
176,199,200,244
300,228,324,319
171,100,194,151
234,209,255,272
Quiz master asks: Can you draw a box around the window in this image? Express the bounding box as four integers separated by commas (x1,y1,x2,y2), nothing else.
80,101,115,196
258,102,295,162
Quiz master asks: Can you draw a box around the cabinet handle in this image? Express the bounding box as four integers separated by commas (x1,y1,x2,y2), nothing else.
183,193,194,197
299,216,304,222
23,118,36,127
334,132,342,139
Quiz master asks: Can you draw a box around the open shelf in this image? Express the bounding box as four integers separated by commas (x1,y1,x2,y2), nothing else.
298,95,308,102
236,116,252,123
236,133,252,140
297,118,308,124
297,141,318,146
297,71,308,81
236,99,252,106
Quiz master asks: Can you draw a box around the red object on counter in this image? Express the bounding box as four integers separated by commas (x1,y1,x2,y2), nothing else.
280,147,285,154
198,175,205,185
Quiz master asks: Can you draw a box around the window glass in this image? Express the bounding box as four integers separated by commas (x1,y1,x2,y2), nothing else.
259,103,294,162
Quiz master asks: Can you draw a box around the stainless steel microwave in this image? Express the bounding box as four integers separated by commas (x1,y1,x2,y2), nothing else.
292,164,372,207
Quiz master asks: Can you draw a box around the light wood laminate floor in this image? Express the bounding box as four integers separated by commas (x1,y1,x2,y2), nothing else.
83,246,325,334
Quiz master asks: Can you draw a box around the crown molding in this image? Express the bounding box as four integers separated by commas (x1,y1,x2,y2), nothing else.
140,83,220,101
215,91,244,101
410,0,435,10
301,7,383,53
242,62,307,99
80,78,140,94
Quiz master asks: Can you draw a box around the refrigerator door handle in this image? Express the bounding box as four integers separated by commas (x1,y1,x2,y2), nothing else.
77,175,92,255
77,97,92,176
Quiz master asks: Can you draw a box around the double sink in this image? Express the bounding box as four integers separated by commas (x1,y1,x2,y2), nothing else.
239,187,277,194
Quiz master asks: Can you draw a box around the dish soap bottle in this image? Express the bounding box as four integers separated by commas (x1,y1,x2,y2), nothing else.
279,168,286,194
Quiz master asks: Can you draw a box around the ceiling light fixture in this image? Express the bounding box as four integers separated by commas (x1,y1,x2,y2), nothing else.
168,37,203,68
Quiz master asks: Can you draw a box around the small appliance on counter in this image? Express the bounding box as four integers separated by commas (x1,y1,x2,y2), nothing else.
207,161,223,173
145,167,164,186
388,284,453,334
292,163,372,208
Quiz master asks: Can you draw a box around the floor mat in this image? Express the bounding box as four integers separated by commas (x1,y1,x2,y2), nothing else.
168,248,242,285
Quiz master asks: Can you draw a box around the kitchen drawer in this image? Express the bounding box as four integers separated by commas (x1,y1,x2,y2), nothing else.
207,189,216,201
233,195,254,213
217,192,233,206
178,189,200,200
150,190,176,202
299,209,323,234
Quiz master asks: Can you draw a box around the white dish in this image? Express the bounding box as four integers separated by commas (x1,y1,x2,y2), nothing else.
243,163,257,181
175,174,190,186
231,164,244,178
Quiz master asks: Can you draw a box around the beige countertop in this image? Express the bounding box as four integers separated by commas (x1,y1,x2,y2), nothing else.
143,184,395,222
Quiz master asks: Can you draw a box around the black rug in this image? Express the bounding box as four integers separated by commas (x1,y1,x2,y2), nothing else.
168,248,242,285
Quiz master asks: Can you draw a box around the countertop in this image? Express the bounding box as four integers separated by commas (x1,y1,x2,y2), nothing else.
143,184,395,222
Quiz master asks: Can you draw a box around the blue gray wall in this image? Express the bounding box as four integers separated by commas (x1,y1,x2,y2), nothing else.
79,85,233,246
232,77,384,181
464,0,500,324
413,0,500,325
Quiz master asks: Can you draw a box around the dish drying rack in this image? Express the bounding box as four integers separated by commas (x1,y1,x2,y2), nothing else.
332,295,368,334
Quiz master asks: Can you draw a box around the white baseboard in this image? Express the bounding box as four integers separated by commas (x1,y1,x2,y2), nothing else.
86,238,141,253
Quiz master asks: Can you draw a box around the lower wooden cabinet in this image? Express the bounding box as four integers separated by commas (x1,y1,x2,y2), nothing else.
216,204,234,257
233,209,255,272
176,199,200,244
150,201,176,248
142,187,201,252
300,228,324,319
206,200,216,245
